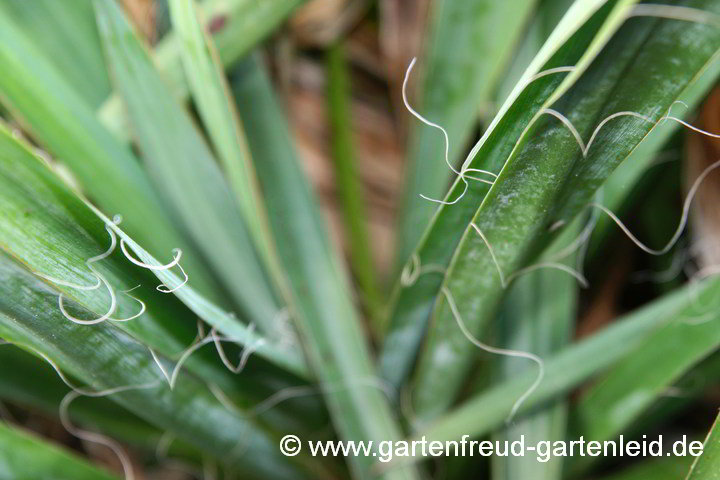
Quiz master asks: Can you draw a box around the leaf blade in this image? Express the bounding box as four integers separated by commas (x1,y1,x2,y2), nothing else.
0,123,308,385
167,0,283,287
411,275,720,451
491,226,579,480
0,0,110,108
0,422,120,480
687,412,720,480
98,0,307,141
397,0,539,267
380,0,618,391
412,0,720,419
231,56,419,480
327,41,383,333
0,255,316,479
0,8,221,303
94,0,282,333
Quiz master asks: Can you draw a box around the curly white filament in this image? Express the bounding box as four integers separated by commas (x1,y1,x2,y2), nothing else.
441,286,544,422
155,337,215,390
120,239,182,270
111,286,146,322
508,262,589,288
119,238,187,293
0,340,158,480
61,391,136,480
402,58,459,176
151,330,264,390
55,224,119,324
34,217,146,324
155,263,188,293
470,223,587,288
400,253,447,287
628,4,720,26
210,326,265,374
589,159,720,256
541,109,653,157
57,272,117,325
403,60,578,205
402,58,475,205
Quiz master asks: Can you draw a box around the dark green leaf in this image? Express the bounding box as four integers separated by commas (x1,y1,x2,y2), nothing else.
397,0,539,266
411,0,720,419
380,0,618,392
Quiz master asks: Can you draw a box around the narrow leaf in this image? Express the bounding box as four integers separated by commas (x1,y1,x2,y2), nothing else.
687,412,720,480
397,0,539,267
572,309,720,448
0,255,318,480
94,0,282,333
98,0,307,141
167,0,284,286
0,124,308,383
588,51,720,258
0,9,220,302
0,345,169,452
491,226,579,480
0,0,110,109
409,275,720,451
0,0,110,108
0,422,119,480
412,0,720,419
380,0,619,391
231,56,419,480
327,41,383,332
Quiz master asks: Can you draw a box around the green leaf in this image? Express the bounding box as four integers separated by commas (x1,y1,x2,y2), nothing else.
491,225,579,480
396,0,539,268
167,0,284,288
94,0,283,333
571,304,720,472
411,0,720,420
494,0,576,106
0,124,308,387
626,353,720,442
109,223,309,379
587,50,720,259
98,0,307,142
594,456,694,480
0,8,220,303
230,56,419,480
0,0,110,109
327,41,383,333
0,345,167,452
0,254,319,480
380,0,618,392
0,127,323,448
408,275,720,451
0,345,206,466
687,413,720,480
0,422,119,480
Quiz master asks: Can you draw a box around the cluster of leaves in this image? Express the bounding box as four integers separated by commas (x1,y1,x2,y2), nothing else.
0,0,718,479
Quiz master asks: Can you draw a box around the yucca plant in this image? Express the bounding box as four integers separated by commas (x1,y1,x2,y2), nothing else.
0,0,719,479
